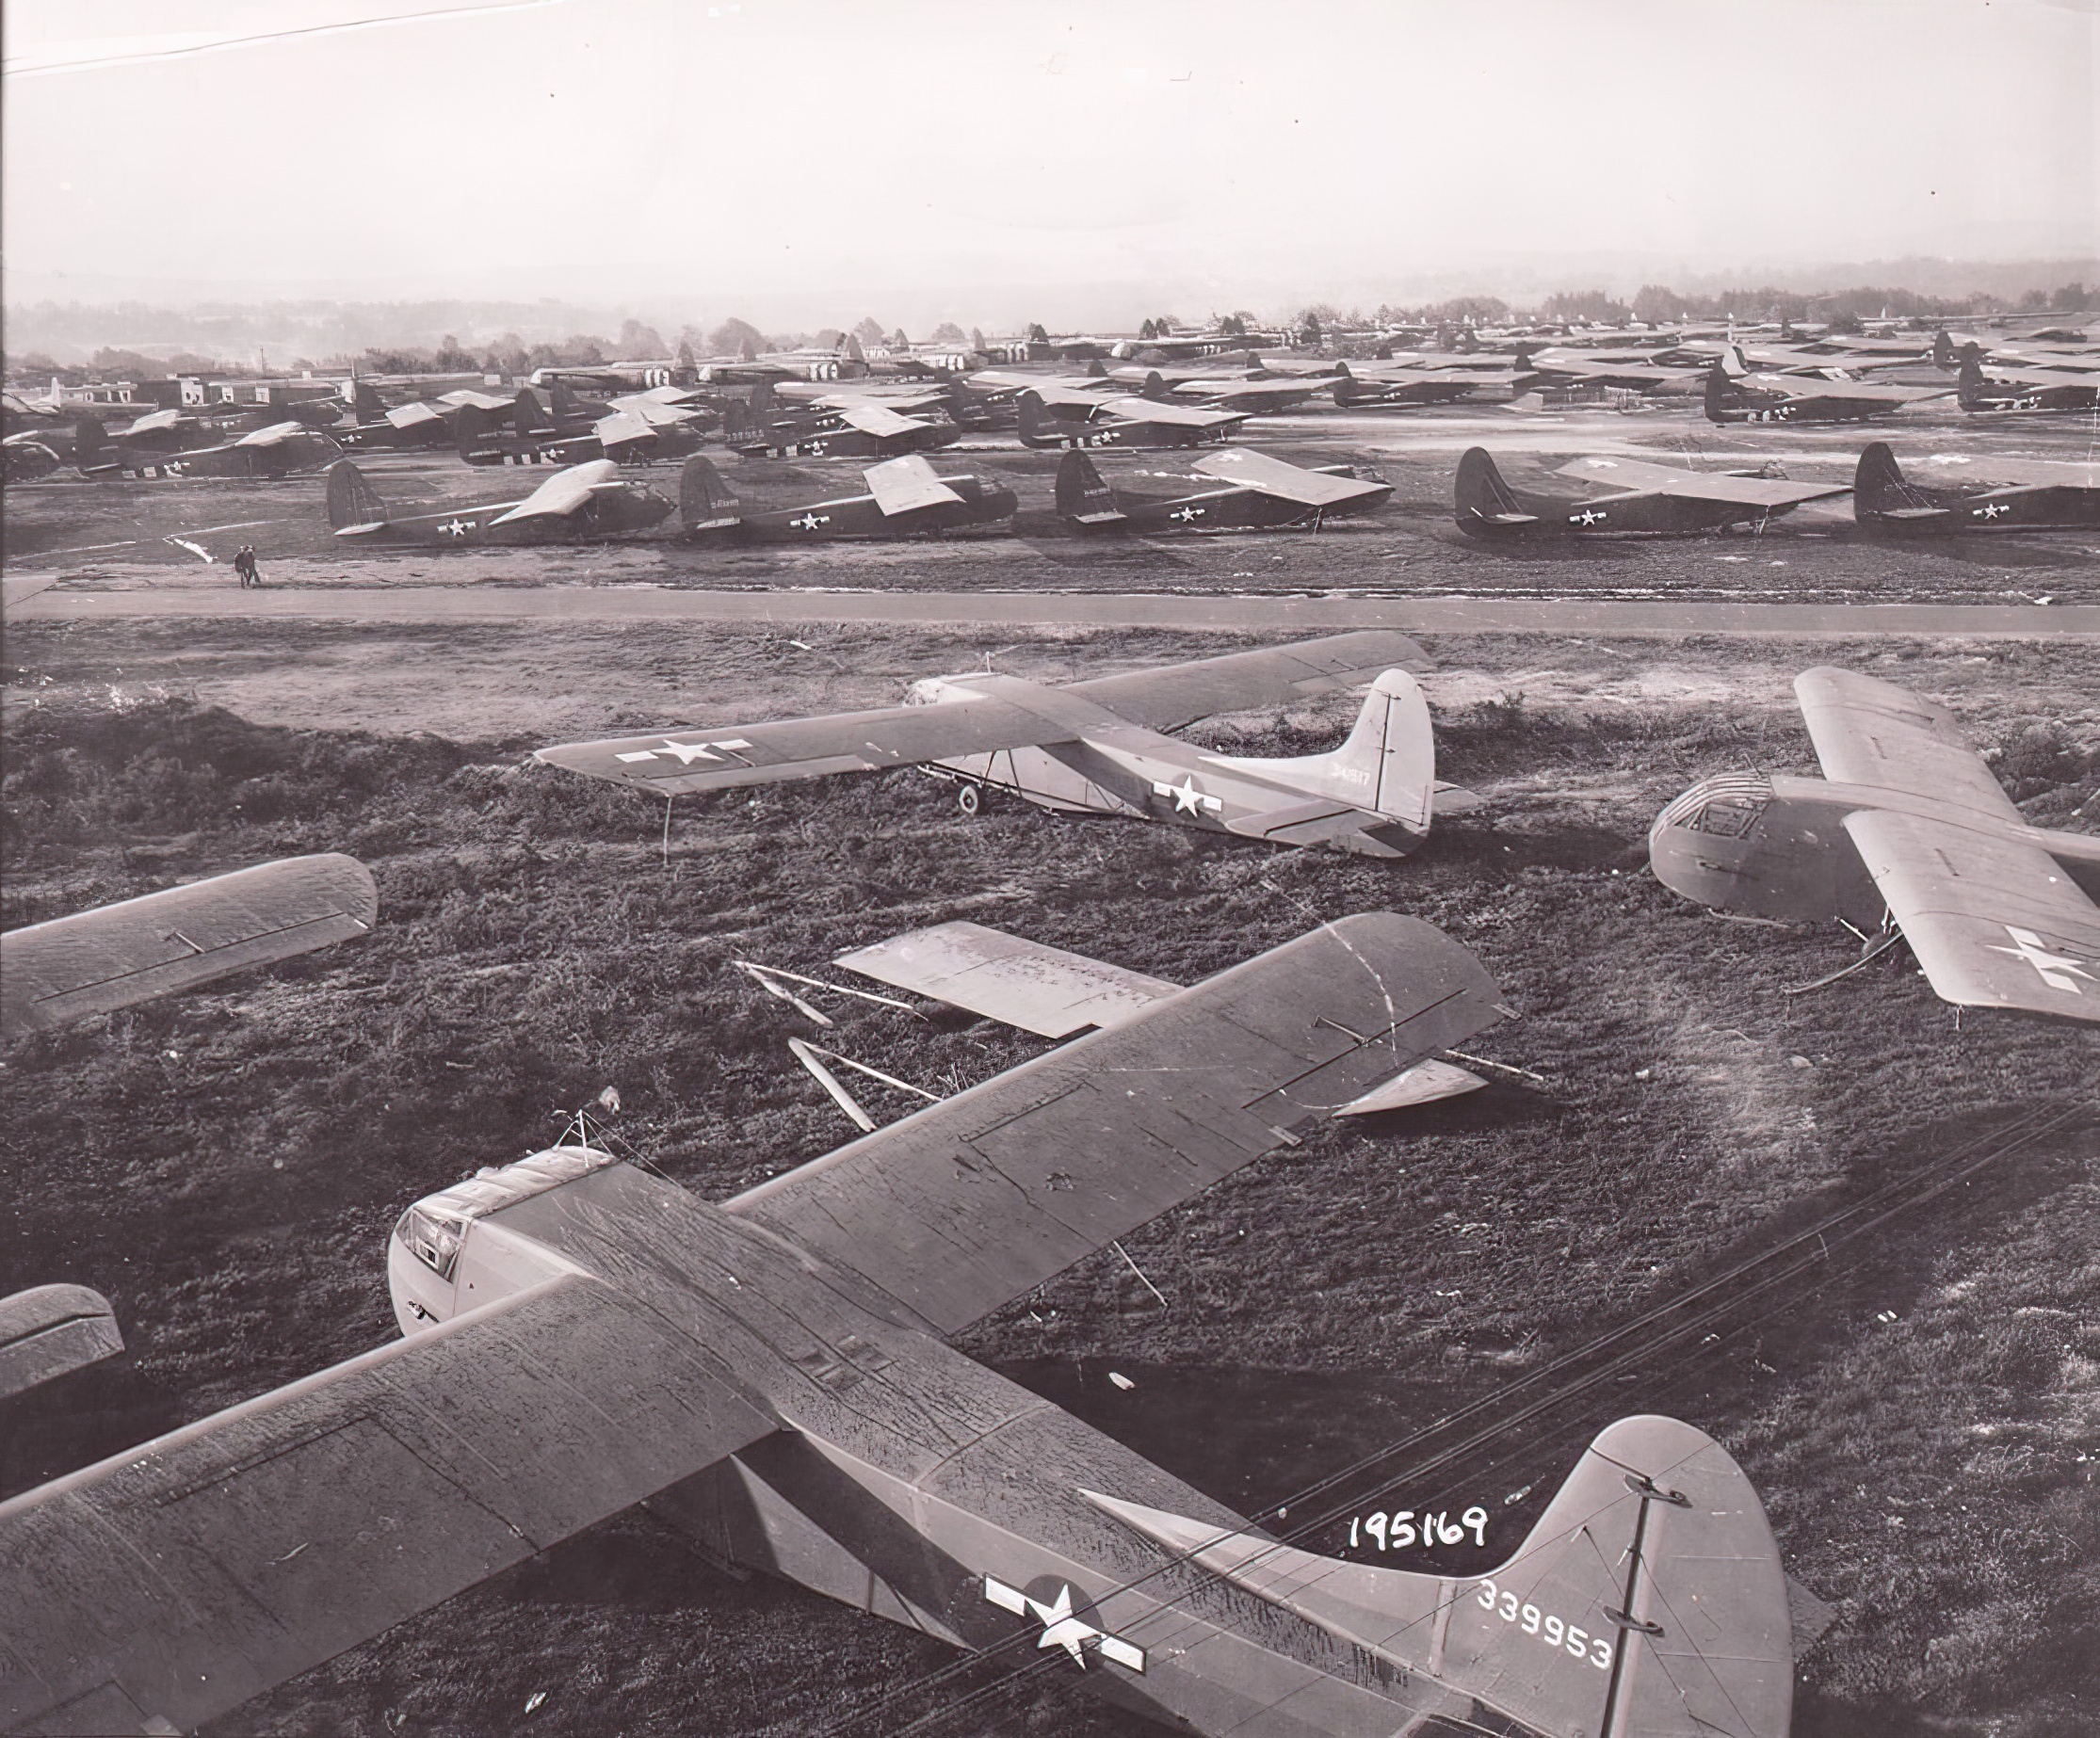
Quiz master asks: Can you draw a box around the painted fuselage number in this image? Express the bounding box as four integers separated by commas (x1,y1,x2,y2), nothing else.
1472,1577,1615,1671
1348,1505,1487,1553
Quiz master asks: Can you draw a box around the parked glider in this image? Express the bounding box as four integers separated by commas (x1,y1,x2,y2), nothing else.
677,453,1014,540
1455,448,1850,537
325,458,672,545
1650,667,2100,1022
1056,447,1392,531
0,909,1804,1738
1853,443,2100,533
1332,362,1494,409
721,396,959,459
1955,345,2100,413
538,632,1475,858
453,388,683,467
1703,349,1950,425
73,414,342,479
1017,387,1246,449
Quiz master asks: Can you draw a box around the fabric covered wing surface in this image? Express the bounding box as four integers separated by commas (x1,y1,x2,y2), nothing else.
1190,449,1385,507
729,914,1505,1336
533,688,1074,795
1557,456,1849,507
0,854,377,1038
0,1276,777,1736
1796,667,2024,826
1067,630,1431,733
1840,809,2100,1021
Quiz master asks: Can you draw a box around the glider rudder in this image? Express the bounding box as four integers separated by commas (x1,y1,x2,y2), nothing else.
325,459,390,532
1209,668,1437,842
1453,447,1531,534
1054,450,1121,523
679,455,743,533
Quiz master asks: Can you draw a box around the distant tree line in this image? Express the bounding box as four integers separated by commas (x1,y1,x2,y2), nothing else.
9,277,2092,387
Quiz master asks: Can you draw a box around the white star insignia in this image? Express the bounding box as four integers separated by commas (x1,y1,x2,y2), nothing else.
1572,508,1606,526
982,1576,1144,1673
1154,776,1220,815
1984,925,2095,994
1171,505,1202,521
614,735,754,766
440,518,473,538
1976,503,2009,519
792,512,830,531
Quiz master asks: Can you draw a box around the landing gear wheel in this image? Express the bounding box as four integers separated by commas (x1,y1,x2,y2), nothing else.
956,782,983,817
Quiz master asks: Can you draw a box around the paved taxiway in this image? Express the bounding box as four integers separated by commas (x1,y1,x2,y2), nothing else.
6,582,2094,638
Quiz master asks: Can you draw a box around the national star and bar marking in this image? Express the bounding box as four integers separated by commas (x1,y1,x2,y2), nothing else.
614,736,754,765
1984,925,2097,994
1153,775,1222,816
982,1575,1145,1672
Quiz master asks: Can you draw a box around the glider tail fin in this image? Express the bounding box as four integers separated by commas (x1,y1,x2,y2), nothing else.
325,459,388,532
1141,369,1168,401
1932,330,1954,369
1054,450,1122,523
679,455,743,533
1703,362,1736,423
1214,669,1437,841
1015,391,1058,449
73,414,109,471
352,381,386,425
1956,346,1990,410
1086,1415,1795,1738
1852,442,1947,528
1453,446,1531,531
455,402,493,462
512,386,551,437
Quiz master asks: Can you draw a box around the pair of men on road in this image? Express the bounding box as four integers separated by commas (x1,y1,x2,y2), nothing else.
232,545,261,587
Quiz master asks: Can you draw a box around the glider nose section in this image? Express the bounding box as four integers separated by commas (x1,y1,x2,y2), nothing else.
1647,773,1773,911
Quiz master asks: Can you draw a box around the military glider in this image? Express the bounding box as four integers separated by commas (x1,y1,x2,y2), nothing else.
1703,350,1950,425
1650,667,2100,1022
538,632,1475,858
0,910,1805,1738
677,453,1014,540
1853,443,2100,533
1056,447,1392,531
721,395,960,459
1955,346,2100,413
1153,371,1343,414
453,388,681,467
1331,362,1494,409
1455,449,1850,538
325,458,672,546
1017,387,1247,450
73,414,342,479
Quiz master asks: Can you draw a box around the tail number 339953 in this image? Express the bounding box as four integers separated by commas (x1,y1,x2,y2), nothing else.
1472,1578,1615,1670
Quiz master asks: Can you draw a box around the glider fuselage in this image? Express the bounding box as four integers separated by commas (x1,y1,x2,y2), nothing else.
383,1157,1529,1738
1648,771,2100,924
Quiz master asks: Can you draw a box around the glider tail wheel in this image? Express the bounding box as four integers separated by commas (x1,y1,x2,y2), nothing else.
957,782,983,817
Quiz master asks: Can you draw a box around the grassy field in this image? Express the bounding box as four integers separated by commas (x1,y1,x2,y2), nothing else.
1,622,2095,1738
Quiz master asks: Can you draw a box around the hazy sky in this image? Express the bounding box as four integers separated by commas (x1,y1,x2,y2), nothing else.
5,0,2094,327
